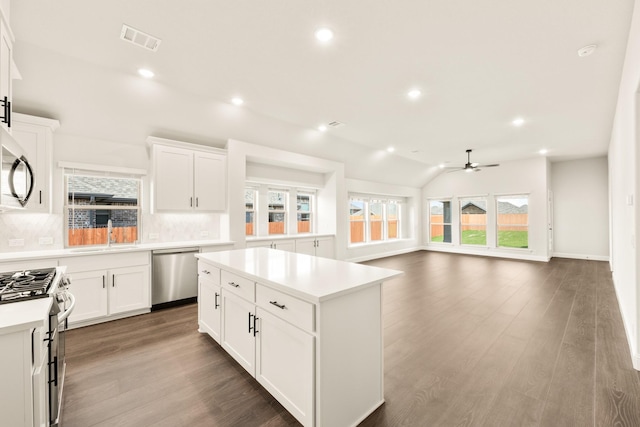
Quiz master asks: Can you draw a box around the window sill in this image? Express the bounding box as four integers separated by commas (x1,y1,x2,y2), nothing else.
348,238,412,248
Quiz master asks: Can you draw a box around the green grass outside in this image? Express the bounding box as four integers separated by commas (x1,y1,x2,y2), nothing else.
430,230,528,248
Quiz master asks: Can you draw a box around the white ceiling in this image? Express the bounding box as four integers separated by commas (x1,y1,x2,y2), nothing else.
8,0,635,187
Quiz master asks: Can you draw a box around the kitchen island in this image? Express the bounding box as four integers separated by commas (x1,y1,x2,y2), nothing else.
195,248,402,427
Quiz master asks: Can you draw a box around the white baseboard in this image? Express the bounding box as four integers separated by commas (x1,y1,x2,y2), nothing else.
422,245,550,262
552,252,609,262
611,272,640,371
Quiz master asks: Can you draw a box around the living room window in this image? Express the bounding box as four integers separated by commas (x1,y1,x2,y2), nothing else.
459,197,487,246
297,192,313,233
429,199,452,243
496,195,529,248
245,187,257,236
349,196,403,245
65,172,141,247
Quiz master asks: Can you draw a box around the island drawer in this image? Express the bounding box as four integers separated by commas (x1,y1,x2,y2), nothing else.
221,270,255,301
256,284,314,332
198,262,220,285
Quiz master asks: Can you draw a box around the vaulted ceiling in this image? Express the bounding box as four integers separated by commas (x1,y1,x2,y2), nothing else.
9,0,635,186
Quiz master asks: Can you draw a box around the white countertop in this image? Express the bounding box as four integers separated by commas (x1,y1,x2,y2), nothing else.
0,239,235,263
245,233,334,242
196,247,403,303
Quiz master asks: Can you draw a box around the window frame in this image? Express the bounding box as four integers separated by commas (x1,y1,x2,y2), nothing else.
348,195,403,246
267,188,289,236
296,191,314,234
496,194,529,249
245,187,257,236
459,196,488,246
428,198,453,244
64,172,142,248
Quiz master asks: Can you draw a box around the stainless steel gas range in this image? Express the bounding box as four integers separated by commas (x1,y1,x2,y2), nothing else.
0,267,75,427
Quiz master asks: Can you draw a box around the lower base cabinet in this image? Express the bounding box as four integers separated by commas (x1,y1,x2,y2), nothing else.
197,254,386,427
66,252,150,328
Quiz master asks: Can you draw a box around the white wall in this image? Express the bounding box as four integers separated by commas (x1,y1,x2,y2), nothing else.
345,178,422,262
609,0,640,370
550,157,609,260
422,156,550,261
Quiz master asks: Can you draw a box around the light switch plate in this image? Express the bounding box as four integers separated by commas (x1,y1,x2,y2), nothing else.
39,237,54,245
9,239,24,247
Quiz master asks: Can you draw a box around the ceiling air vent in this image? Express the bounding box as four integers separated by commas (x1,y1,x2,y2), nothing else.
327,121,344,128
120,24,161,52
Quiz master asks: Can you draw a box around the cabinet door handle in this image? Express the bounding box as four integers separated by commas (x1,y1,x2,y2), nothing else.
112,274,115,287
190,197,193,207
228,281,240,288
196,197,199,207
269,300,286,310
253,316,259,337
102,275,105,289
248,312,254,333
39,190,42,204
214,292,219,309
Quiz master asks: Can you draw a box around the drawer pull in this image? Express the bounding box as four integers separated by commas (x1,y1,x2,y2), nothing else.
269,300,286,310
228,281,240,288
202,270,210,275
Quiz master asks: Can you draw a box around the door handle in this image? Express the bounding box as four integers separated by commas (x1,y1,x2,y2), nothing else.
253,316,259,337
214,292,219,309
102,275,105,289
112,274,115,287
248,312,254,333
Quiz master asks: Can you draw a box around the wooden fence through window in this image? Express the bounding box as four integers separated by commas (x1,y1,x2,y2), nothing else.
430,214,528,238
68,227,138,246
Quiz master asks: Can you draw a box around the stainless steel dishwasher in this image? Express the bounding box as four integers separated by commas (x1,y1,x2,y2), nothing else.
152,247,200,308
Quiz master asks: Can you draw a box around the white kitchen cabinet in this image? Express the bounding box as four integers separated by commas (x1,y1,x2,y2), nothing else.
0,16,12,133
246,238,296,252
150,139,226,212
255,308,314,426
295,236,334,259
197,248,401,427
67,269,108,323
65,252,151,328
11,114,60,213
221,290,257,374
109,266,150,315
198,263,222,343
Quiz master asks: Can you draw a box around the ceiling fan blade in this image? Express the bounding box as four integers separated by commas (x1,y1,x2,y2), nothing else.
475,163,500,168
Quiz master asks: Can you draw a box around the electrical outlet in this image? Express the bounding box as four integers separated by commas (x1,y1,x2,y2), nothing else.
39,237,54,245
9,239,24,247
200,230,210,237
148,233,159,240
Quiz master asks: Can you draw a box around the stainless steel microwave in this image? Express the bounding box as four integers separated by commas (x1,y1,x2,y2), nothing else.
1,127,33,210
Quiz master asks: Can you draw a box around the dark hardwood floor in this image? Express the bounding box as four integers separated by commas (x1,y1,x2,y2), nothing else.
61,251,640,426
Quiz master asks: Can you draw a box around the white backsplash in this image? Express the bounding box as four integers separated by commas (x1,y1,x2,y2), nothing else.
0,212,222,254
0,213,64,253
142,213,221,243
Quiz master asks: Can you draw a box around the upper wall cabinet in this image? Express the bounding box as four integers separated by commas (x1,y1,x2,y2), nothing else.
149,137,227,213
12,114,60,213
0,5,13,133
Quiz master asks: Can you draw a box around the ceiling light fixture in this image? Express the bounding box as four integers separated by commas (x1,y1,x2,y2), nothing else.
512,117,525,126
438,163,445,169
577,44,597,57
387,147,395,153
231,97,244,106
407,89,421,99
315,28,334,43
137,68,154,79
539,148,548,155
318,125,328,132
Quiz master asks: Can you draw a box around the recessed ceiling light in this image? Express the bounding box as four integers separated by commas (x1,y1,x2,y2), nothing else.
315,28,334,42
512,117,525,126
387,146,395,153
407,89,421,99
578,44,597,57
539,148,548,155
318,125,328,132
137,68,154,78
438,163,445,169
231,97,244,106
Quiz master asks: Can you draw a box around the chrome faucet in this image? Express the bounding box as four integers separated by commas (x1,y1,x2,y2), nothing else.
107,219,114,247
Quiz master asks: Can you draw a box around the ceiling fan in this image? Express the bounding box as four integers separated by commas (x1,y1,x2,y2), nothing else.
445,149,500,173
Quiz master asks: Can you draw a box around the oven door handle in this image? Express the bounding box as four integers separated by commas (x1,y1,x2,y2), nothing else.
57,293,76,323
